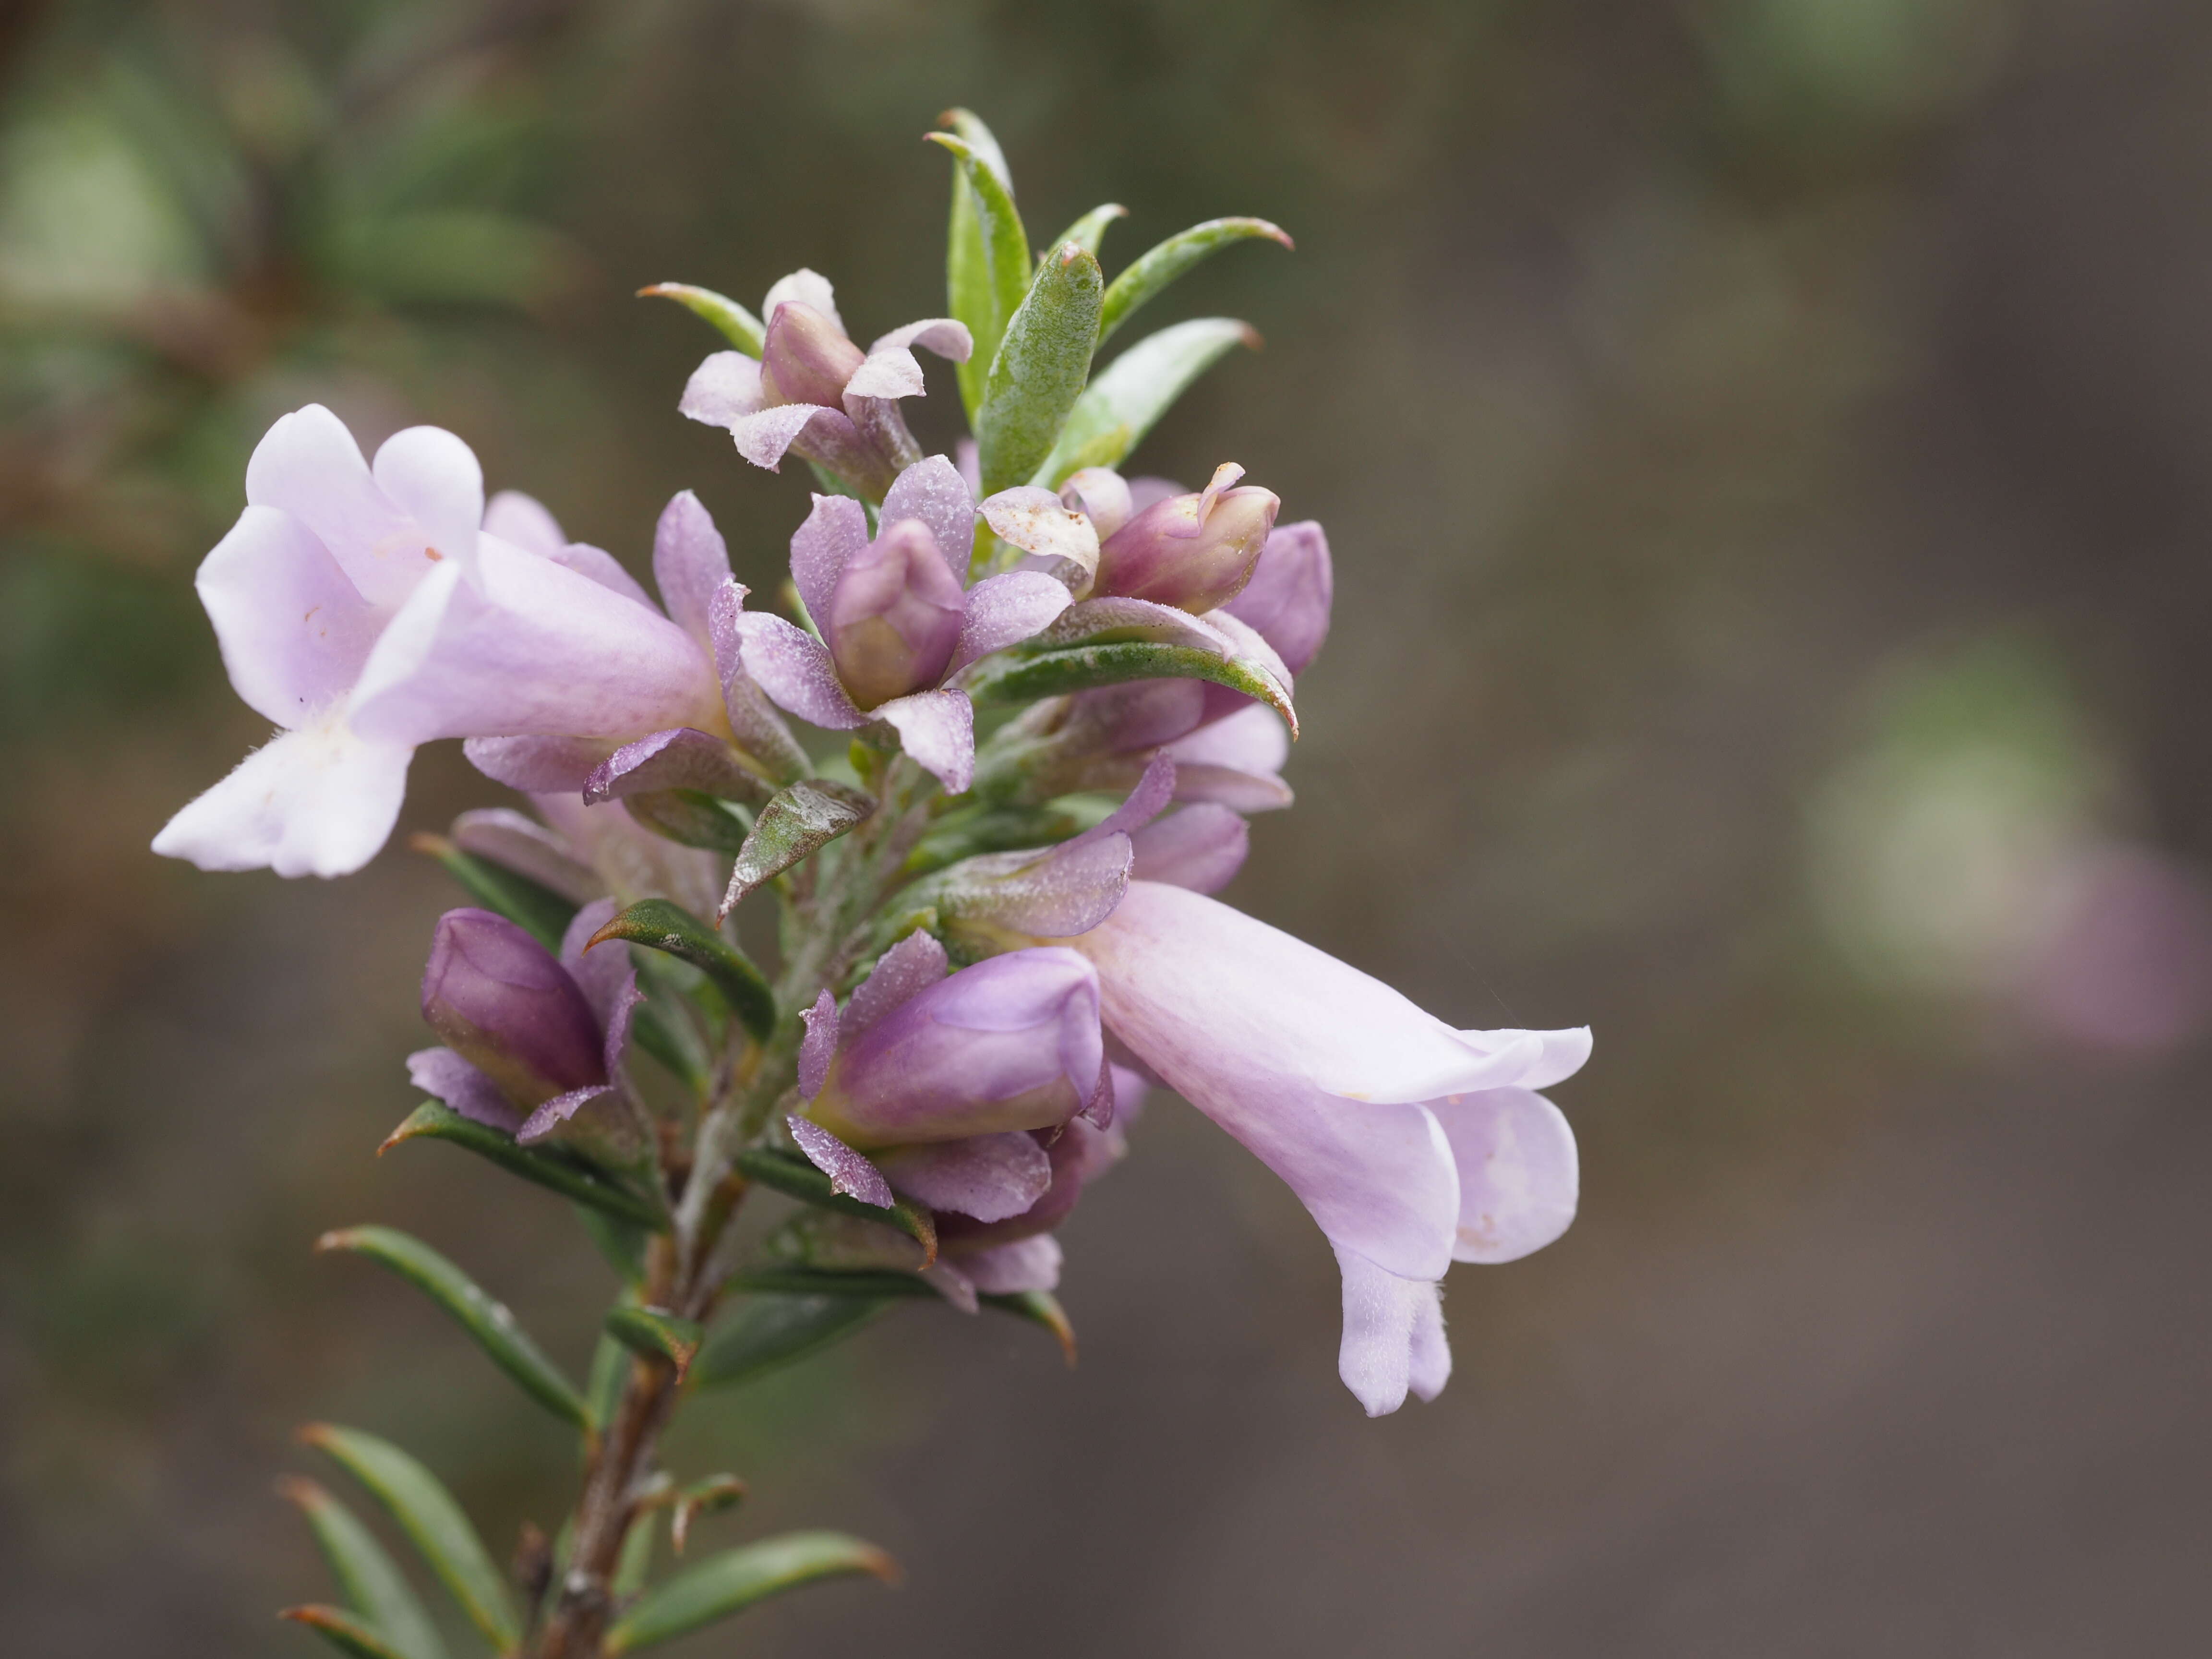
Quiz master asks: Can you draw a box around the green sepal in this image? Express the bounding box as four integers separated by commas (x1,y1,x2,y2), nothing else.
298,1424,522,1653
982,1288,1077,1366
279,1606,416,1659
410,835,577,952
380,1102,663,1230
1096,217,1292,347
670,1475,748,1555
735,1145,938,1265
604,1304,705,1378
691,1295,891,1390
1051,202,1128,260
975,242,1105,497
1031,316,1259,487
905,804,1081,876
720,780,876,918
964,637,1297,733
586,900,776,1043
930,115,1027,421
637,282,764,355
602,1532,898,1653
315,1226,590,1431
620,790,755,854
276,1479,450,1659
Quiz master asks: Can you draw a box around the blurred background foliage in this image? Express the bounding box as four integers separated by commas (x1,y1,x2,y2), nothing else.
6,0,2212,1653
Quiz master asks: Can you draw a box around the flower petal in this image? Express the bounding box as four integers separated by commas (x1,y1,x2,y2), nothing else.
960,1233,1062,1294
542,541,657,611
462,734,615,793
1334,1244,1425,1417
980,486,1100,585
877,1132,1052,1222
559,898,630,1025
196,505,384,728
762,268,843,336
1408,1280,1451,1403
880,455,976,585
730,403,842,471
1226,519,1333,675
788,1115,897,1209
798,989,839,1100
1129,804,1249,893
847,930,951,1037
349,541,720,745
407,1046,522,1133
243,404,430,606
1428,1086,1579,1265
949,571,1072,675
1059,468,1133,541
152,718,412,878
730,613,866,729
790,493,871,627
482,489,565,555
372,426,484,578
868,317,973,361
704,580,810,781
1451,1026,1593,1091
875,688,974,792
678,350,766,427
452,807,605,904
582,727,767,805
652,490,733,645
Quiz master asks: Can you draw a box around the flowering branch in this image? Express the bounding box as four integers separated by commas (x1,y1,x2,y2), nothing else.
157,110,1591,1659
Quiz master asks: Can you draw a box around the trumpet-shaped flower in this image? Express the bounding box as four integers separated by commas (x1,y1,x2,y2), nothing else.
729,456,1071,790
1064,879,1586,1415
679,269,971,498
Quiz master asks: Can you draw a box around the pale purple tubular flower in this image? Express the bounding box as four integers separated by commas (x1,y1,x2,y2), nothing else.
418,909,607,1116
801,948,1105,1150
730,457,1070,790
1091,463,1280,613
1066,880,1587,1416
678,268,971,498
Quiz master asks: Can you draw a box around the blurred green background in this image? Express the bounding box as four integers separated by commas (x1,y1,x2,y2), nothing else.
6,0,2212,1652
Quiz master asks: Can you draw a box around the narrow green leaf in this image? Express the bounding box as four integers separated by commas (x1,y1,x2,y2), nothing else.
981,1288,1077,1367
280,1606,415,1659
380,1102,664,1230
720,780,875,919
409,835,577,952
1031,316,1259,487
587,900,776,1043
300,1424,521,1653
620,789,755,854
277,1479,449,1659
637,282,764,355
603,1532,898,1652
963,637,1297,732
929,118,1027,421
572,1202,649,1285
1050,202,1128,260
692,1295,891,1390
735,1146,938,1264
613,1509,657,1598
586,1328,632,1432
316,1227,589,1431
671,1476,748,1555
604,1305,705,1377
975,243,1105,497
1096,217,1292,347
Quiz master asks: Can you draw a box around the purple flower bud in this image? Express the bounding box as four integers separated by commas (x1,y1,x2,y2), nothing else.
808,948,1104,1147
821,518,966,709
758,301,867,409
421,908,605,1109
1091,462,1281,614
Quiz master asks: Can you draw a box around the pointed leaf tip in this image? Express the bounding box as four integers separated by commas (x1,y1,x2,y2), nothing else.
602,1531,898,1652
280,1606,416,1659
276,1479,450,1659
604,1304,706,1379
588,898,777,1042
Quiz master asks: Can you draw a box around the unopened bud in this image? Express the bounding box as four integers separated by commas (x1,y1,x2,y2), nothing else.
1091,462,1280,613
421,909,604,1108
823,518,965,709
758,301,867,409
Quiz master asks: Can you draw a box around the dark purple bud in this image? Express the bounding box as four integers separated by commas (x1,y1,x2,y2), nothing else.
1091,462,1280,614
421,909,605,1109
821,518,965,709
758,301,867,409
808,948,1104,1147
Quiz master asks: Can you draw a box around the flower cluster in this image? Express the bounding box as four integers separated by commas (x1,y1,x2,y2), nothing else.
160,115,1589,1655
